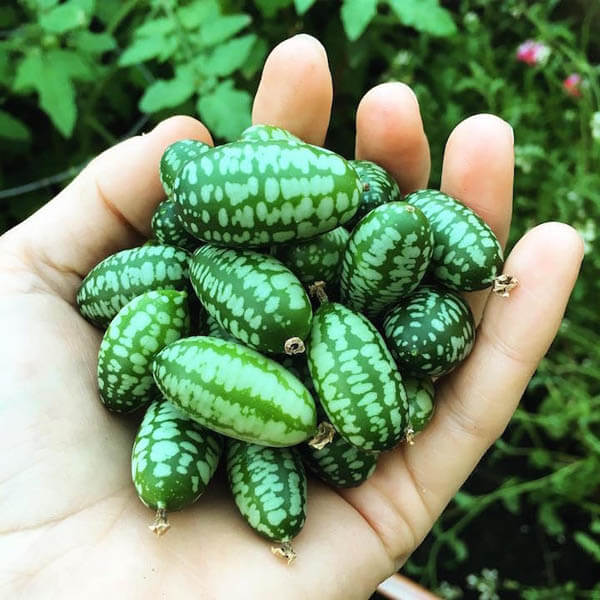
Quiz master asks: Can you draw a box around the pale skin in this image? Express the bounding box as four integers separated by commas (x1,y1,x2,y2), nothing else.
0,35,584,599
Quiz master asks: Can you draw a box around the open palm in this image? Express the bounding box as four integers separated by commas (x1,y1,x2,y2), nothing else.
0,35,583,599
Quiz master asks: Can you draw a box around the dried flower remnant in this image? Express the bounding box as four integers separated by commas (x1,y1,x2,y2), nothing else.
516,40,550,66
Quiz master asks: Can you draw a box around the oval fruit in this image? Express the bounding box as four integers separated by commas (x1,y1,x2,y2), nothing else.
173,140,361,246
302,432,378,488
273,226,349,287
307,302,408,451
152,336,317,447
345,159,402,231
97,290,190,413
227,440,307,563
404,375,435,436
160,139,211,196
405,189,504,291
340,202,433,320
77,244,190,328
190,245,312,355
383,285,475,377
131,400,222,535
151,200,201,251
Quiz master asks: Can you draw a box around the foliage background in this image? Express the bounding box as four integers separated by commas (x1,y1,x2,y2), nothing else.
1,0,599,597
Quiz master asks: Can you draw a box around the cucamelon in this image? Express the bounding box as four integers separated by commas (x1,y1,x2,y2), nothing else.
152,336,318,447
77,244,190,328
383,285,475,377
97,289,190,413
226,439,307,563
131,400,222,535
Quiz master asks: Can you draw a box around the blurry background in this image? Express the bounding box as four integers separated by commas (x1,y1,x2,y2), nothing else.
0,0,598,597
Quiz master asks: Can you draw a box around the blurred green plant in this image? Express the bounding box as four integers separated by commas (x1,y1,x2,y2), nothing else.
1,0,599,597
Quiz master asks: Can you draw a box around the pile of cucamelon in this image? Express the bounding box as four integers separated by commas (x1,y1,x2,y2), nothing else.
76,124,517,563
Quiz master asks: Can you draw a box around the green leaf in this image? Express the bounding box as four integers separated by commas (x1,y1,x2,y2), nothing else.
13,52,44,92
197,79,251,140
135,17,175,38
388,0,457,37
199,14,251,46
538,503,565,537
178,0,220,29
139,68,197,113
118,36,165,66
39,0,92,34
0,110,31,142
253,0,293,18
47,48,94,81
241,37,268,79
294,0,317,14
69,31,116,55
341,0,378,41
14,52,77,137
13,51,77,136
202,34,257,77
574,532,600,562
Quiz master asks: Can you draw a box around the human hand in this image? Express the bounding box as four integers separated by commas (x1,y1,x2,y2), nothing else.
0,34,583,599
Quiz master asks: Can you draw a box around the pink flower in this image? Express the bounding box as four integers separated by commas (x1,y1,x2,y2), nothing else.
563,73,582,97
516,40,550,66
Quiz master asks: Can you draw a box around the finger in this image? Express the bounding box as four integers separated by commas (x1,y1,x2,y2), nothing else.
341,223,584,562
355,82,430,194
252,34,333,146
5,116,212,300
440,114,515,323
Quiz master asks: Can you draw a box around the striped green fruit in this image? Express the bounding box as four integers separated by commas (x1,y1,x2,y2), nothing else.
227,439,307,562
151,200,201,252
405,189,504,291
307,302,408,451
273,226,350,287
160,139,211,196
131,400,222,535
172,140,361,246
152,336,317,447
340,202,433,320
77,244,190,328
205,312,238,343
302,432,379,488
345,160,402,231
383,285,475,377
97,290,190,413
190,245,312,355
404,375,435,436
239,124,303,144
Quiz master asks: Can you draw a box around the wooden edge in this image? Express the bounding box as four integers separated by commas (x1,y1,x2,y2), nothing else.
376,573,441,600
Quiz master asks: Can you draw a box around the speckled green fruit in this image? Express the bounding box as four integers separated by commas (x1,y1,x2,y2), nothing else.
404,375,435,435
405,189,504,291
273,226,349,287
77,244,190,328
97,290,190,413
307,302,408,451
160,139,211,196
302,432,379,488
131,400,222,529
340,202,433,320
227,440,307,554
190,245,312,355
172,140,361,246
153,336,317,447
151,200,201,251
383,285,475,377
345,160,402,231
239,124,303,144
